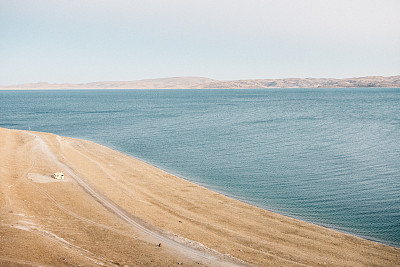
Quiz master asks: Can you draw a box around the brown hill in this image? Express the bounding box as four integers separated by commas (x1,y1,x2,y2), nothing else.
1,75,399,90
196,75,400,89
0,77,217,90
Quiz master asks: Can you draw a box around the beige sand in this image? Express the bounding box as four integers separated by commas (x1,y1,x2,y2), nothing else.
0,127,399,266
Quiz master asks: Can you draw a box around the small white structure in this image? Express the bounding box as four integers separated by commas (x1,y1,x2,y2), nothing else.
52,172,64,180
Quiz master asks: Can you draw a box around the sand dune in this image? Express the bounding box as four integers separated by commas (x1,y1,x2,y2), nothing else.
1,127,399,266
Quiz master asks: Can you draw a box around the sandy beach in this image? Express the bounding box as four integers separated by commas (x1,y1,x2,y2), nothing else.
0,127,399,266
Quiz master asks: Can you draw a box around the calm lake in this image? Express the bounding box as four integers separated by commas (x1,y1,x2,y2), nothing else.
1,88,399,247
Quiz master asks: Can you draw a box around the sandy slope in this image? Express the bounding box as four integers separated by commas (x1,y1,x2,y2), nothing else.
0,128,399,266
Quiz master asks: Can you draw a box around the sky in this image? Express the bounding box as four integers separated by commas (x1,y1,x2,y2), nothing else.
1,0,399,85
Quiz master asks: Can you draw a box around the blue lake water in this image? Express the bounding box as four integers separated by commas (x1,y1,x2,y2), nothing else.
1,88,399,247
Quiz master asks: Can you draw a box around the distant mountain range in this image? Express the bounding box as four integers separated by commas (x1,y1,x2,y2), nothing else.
1,75,399,89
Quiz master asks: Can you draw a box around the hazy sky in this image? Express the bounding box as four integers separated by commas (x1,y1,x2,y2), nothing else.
1,0,399,85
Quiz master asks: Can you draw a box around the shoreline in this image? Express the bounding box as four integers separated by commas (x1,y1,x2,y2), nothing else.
1,127,399,266
104,144,399,249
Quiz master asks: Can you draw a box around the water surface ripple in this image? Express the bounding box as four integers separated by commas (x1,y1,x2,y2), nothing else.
1,88,399,247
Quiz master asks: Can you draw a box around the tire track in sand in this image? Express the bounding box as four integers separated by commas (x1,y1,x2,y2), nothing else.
29,132,250,267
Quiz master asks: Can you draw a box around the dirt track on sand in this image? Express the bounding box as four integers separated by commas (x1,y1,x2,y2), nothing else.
1,127,399,266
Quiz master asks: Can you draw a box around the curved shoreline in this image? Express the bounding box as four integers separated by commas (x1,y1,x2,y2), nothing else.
102,146,399,249
1,127,399,266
